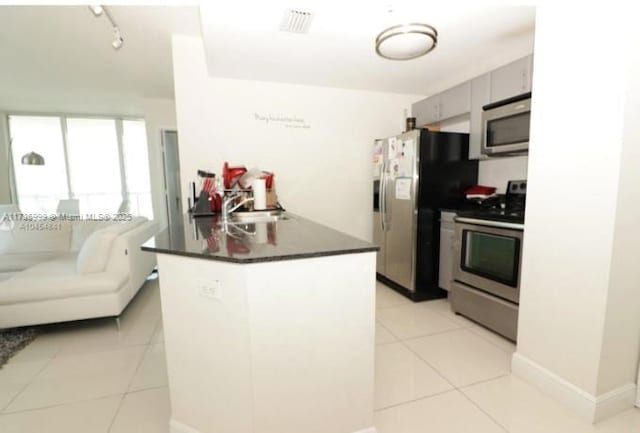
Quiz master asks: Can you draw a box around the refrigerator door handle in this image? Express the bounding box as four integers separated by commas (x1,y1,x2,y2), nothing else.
380,161,386,231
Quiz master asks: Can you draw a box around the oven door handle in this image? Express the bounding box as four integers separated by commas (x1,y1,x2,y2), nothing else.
454,217,524,231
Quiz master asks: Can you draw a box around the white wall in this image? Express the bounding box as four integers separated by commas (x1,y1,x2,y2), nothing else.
514,3,640,421
595,21,640,396
478,157,528,192
143,98,177,228
172,35,422,241
440,117,528,193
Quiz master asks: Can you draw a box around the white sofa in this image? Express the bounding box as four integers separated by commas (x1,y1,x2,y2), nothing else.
0,216,158,329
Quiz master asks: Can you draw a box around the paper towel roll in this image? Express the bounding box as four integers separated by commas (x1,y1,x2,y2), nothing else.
254,222,268,244
252,178,267,210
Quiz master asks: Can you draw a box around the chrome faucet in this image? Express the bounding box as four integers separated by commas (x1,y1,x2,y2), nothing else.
221,193,254,222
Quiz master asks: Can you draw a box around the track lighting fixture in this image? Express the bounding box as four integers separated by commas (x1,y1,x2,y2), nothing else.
88,5,124,50
112,27,123,49
89,5,103,17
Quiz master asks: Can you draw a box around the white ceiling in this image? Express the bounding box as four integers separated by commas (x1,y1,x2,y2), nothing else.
0,2,535,114
200,1,536,95
0,5,200,114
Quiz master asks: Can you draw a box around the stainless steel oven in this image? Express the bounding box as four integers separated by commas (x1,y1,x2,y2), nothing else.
451,217,524,341
482,92,531,156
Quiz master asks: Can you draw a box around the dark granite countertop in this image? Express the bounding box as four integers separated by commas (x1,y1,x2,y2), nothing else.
142,213,378,264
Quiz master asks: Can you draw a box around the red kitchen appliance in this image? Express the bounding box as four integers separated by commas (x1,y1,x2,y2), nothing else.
223,162,247,189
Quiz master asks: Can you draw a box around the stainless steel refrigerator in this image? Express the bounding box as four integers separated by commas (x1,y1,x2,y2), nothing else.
373,129,478,301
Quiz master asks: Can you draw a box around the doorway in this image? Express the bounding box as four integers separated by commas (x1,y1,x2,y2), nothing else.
161,130,184,228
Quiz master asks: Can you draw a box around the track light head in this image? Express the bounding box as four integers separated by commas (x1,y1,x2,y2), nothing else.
89,5,103,17
112,27,123,50
90,5,124,50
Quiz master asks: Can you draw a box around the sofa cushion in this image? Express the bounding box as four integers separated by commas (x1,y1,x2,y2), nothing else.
1,221,71,254
76,228,118,274
0,229,14,254
70,220,114,252
0,252,65,273
0,255,127,305
69,217,147,252
106,217,148,236
0,273,16,282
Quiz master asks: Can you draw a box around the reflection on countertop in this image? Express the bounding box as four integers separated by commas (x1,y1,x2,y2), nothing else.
142,213,378,263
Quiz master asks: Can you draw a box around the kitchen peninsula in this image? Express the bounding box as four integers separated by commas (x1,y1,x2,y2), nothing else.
142,213,378,433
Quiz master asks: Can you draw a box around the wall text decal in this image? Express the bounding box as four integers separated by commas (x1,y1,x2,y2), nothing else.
253,113,311,129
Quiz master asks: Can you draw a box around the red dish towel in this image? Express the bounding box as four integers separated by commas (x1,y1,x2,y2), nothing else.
464,185,497,196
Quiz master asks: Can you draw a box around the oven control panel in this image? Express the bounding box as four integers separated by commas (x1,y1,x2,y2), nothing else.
506,180,527,196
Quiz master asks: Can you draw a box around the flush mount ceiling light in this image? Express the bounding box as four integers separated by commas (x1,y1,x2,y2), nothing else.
88,5,124,50
375,23,438,60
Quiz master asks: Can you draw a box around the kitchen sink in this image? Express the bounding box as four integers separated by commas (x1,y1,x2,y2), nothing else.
231,210,292,223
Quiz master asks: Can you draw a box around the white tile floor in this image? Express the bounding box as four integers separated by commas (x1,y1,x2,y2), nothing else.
0,279,639,432
0,277,168,433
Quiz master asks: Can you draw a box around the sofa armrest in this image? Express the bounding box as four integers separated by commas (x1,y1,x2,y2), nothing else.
107,220,159,303
127,220,159,299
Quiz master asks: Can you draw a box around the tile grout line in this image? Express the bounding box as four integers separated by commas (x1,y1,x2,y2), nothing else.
459,372,512,390
397,328,513,433
374,387,460,413
398,335,458,391
375,299,512,433
380,291,514,433
417,295,518,354
0,346,60,414
375,320,401,345
383,303,516,355
2,343,151,416
148,316,163,346
376,295,462,394
51,342,154,360
394,325,469,343
1,281,162,421
2,392,127,416
106,340,153,432
465,326,517,354
125,384,168,396
458,385,512,433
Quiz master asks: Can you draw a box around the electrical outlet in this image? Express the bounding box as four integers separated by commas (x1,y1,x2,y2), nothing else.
197,279,221,300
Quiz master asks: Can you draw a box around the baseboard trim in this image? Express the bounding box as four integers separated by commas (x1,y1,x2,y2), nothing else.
170,418,376,433
353,428,377,433
512,352,637,423
170,418,201,433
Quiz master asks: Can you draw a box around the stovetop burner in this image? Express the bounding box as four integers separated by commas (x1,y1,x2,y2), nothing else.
458,208,525,224
458,179,527,224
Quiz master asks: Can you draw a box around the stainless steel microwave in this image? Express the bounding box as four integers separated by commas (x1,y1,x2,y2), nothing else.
482,92,531,156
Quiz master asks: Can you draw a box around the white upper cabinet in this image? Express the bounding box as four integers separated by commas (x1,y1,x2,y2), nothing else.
413,82,471,127
469,73,490,160
411,54,533,160
489,55,533,102
413,95,440,126
438,82,471,120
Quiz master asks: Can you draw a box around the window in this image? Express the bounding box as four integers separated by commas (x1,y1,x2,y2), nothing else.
8,114,153,219
122,120,153,218
66,118,122,215
9,116,69,213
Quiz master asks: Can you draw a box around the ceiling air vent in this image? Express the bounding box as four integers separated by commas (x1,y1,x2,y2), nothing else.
279,9,313,34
